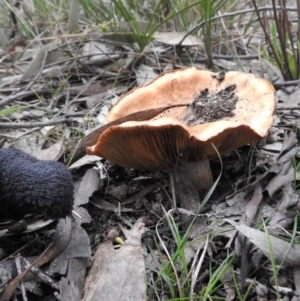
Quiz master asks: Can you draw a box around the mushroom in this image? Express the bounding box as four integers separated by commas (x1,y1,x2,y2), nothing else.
0,148,74,219
86,67,276,195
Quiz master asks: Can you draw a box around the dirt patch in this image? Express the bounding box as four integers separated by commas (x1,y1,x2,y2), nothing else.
184,84,238,125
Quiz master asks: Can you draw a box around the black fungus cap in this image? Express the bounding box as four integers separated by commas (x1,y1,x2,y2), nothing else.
0,148,74,219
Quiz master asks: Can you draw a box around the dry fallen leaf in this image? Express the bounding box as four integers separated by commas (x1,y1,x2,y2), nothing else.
83,218,146,301
153,32,203,46
134,64,158,86
20,40,62,81
35,142,64,161
55,223,91,301
72,169,101,224
228,221,300,266
0,219,55,237
74,169,101,207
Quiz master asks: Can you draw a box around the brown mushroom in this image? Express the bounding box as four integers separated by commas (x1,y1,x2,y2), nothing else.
86,67,276,194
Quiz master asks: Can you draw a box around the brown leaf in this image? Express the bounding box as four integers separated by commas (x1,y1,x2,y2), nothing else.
230,221,300,266
83,218,146,301
74,169,101,206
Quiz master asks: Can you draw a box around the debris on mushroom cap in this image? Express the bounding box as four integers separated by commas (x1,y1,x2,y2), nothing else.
87,67,276,171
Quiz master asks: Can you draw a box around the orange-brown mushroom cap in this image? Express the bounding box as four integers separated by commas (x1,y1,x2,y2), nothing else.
86,67,276,171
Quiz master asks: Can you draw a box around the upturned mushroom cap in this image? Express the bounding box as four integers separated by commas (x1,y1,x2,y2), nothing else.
86,67,276,171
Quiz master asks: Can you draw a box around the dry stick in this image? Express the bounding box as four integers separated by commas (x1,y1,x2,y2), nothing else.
15,254,28,301
207,54,258,60
0,219,72,301
272,0,293,80
22,257,60,291
272,79,300,87
0,50,48,108
228,135,300,199
252,1,286,78
0,118,70,128
0,243,53,301
257,40,264,78
297,1,300,41
3,237,39,261
277,106,300,110
284,3,297,64
165,54,259,62
9,1,19,39
169,173,177,209
179,5,297,45
0,90,40,108
0,54,119,105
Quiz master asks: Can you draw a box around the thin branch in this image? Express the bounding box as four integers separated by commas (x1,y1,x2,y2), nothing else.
0,118,71,128
179,5,297,45
272,79,300,87
252,1,284,77
0,90,39,108
0,50,48,108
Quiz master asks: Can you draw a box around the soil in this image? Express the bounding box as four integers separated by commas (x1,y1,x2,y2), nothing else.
81,151,246,250
184,84,238,125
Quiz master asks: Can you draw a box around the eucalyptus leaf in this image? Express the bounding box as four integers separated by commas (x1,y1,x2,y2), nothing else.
68,0,80,33
21,41,61,81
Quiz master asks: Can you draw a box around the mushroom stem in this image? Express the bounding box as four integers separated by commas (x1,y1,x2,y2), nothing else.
182,160,213,197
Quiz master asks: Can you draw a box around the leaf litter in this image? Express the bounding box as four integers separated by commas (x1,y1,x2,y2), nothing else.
1,3,300,301
82,218,146,301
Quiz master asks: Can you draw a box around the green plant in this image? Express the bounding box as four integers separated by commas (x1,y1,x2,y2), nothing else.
110,0,204,53
196,0,228,68
201,253,235,301
147,146,226,300
150,219,235,300
262,221,281,300
253,0,300,80
0,104,35,117
232,269,254,301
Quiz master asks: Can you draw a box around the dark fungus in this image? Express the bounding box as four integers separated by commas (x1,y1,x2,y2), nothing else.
0,148,74,220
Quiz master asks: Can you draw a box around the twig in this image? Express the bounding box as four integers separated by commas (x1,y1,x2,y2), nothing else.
273,80,300,88
199,54,259,60
277,106,300,110
179,6,297,45
22,257,60,290
0,90,42,108
169,172,177,209
0,243,53,301
0,118,71,128
0,51,48,108
15,254,28,301
4,237,39,261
